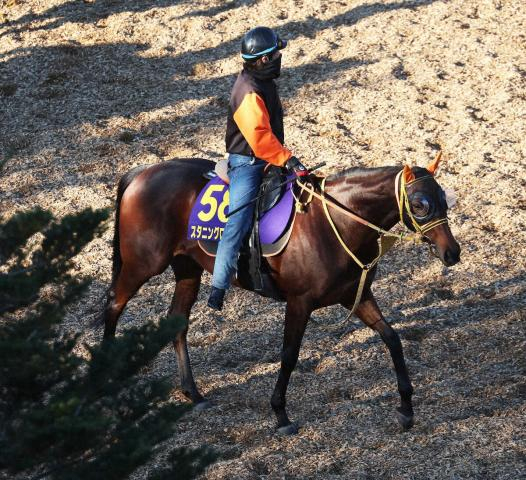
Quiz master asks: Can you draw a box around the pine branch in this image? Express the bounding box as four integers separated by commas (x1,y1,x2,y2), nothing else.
0,205,216,479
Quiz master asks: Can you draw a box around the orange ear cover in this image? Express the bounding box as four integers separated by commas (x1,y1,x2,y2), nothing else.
427,150,442,175
403,164,415,183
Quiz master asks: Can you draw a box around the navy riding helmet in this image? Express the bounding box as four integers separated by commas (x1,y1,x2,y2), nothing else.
241,26,287,61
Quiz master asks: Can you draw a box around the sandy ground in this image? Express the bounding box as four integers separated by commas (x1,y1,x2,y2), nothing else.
1,0,525,478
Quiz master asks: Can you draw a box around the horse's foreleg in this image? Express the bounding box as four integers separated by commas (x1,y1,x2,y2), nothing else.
270,297,311,435
170,256,209,409
353,291,414,430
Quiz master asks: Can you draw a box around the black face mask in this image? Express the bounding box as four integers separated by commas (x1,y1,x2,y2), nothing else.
248,55,282,80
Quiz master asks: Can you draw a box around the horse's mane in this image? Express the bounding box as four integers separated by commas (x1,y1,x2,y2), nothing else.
327,165,401,181
328,165,431,182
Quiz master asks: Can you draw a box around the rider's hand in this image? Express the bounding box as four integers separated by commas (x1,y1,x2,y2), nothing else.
285,156,310,178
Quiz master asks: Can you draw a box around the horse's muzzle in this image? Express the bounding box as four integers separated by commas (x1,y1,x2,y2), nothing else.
442,242,461,266
425,223,461,267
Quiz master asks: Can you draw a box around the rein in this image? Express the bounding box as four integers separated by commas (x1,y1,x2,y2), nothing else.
296,169,449,318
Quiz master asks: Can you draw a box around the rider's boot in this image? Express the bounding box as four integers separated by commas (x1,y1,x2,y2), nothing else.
207,286,225,311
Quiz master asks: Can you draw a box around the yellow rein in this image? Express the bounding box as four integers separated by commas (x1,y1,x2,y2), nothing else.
296,170,448,317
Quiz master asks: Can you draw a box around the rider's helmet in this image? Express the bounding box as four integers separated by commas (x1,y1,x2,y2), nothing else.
241,26,287,62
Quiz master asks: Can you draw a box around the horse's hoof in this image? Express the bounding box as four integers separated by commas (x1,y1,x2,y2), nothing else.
194,400,212,411
277,423,299,435
396,409,414,430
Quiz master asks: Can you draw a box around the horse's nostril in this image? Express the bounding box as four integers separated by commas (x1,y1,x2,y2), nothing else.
444,248,460,266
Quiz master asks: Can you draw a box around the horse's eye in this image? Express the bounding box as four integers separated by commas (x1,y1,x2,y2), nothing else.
411,195,431,219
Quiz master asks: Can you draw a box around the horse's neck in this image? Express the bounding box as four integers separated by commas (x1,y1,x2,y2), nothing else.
324,167,401,233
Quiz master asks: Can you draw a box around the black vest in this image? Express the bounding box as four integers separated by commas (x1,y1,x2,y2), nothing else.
225,69,284,157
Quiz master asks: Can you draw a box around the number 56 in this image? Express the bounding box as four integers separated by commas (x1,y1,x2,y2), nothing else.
198,185,230,223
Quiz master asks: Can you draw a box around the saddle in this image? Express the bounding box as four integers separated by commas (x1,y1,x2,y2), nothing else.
188,164,297,300
258,166,285,214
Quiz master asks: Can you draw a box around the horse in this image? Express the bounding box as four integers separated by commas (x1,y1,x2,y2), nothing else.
102,153,460,434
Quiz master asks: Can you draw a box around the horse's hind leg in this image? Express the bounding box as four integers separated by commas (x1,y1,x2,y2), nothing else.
352,290,414,430
170,255,209,409
103,263,153,338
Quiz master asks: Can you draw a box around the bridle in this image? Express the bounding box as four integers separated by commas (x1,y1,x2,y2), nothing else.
394,170,449,239
295,167,450,318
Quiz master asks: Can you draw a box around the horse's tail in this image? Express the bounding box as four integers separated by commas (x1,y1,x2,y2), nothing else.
93,165,149,329
110,165,148,285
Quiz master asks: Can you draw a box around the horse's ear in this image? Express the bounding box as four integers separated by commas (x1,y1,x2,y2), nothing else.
403,164,415,183
427,150,442,175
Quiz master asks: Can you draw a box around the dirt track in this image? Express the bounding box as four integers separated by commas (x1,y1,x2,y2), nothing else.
1,1,525,478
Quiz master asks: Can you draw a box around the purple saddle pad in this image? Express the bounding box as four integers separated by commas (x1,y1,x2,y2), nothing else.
188,175,294,245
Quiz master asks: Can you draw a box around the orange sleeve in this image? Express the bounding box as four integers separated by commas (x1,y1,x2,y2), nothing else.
233,92,292,166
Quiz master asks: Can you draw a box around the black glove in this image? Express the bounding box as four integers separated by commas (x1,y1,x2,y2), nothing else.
285,156,310,178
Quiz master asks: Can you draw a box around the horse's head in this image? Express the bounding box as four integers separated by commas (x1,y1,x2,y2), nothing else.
399,153,461,267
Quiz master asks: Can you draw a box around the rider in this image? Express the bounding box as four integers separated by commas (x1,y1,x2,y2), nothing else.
207,26,309,311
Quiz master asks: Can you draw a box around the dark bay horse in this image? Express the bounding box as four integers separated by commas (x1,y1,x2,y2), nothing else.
102,156,460,434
